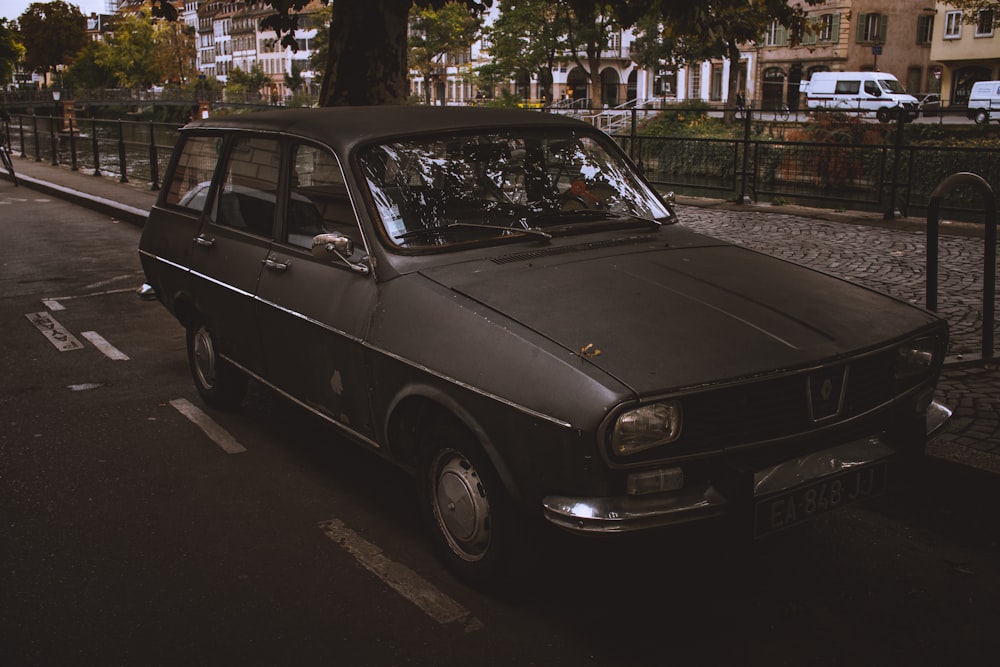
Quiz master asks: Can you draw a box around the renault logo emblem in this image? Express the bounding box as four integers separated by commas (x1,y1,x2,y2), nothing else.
808,366,848,422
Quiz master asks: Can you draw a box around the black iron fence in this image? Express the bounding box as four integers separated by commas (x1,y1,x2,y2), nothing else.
6,113,179,189
621,132,1000,222
5,107,999,224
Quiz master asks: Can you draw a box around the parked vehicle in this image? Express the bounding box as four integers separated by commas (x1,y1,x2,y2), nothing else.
916,93,942,117
138,107,950,587
801,71,919,122
967,80,1000,125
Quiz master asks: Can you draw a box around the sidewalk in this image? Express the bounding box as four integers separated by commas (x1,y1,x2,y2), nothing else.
3,156,999,475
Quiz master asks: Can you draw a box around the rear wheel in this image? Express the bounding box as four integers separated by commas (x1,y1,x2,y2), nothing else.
974,109,990,125
418,420,528,588
186,319,247,410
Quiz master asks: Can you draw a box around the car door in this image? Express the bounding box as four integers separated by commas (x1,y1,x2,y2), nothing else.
186,134,282,377
254,141,379,441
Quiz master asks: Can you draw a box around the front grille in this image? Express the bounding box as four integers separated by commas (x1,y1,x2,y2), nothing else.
619,348,903,465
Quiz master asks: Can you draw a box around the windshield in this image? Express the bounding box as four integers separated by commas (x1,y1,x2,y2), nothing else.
359,128,673,250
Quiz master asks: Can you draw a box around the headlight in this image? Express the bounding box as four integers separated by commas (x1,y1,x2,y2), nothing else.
611,402,683,457
894,336,938,381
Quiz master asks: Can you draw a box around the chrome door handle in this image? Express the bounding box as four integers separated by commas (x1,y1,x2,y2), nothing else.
193,235,214,247
262,256,291,272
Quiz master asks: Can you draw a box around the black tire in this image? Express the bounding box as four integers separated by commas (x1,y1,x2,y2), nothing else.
876,107,891,123
974,109,989,126
418,419,528,589
186,319,247,410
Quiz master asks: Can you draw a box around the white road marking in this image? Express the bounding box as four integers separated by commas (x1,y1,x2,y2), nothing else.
68,383,103,391
81,274,139,291
42,286,140,311
169,398,246,454
25,312,84,351
81,331,130,361
318,518,484,633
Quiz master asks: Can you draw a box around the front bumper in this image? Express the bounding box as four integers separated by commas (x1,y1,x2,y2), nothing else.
541,400,951,534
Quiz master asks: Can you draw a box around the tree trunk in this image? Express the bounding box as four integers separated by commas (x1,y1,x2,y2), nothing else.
723,38,742,124
319,0,411,106
586,46,602,108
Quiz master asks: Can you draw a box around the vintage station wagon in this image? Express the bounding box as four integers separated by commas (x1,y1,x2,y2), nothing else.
138,107,950,586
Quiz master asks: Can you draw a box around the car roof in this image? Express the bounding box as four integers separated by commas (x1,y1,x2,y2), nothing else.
182,105,594,152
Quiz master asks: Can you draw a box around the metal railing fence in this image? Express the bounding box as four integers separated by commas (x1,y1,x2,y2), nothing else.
5,106,999,223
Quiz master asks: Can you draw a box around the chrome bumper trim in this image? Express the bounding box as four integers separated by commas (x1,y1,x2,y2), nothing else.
542,484,728,534
926,400,952,439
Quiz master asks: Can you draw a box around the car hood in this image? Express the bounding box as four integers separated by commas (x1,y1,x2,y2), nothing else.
419,241,938,395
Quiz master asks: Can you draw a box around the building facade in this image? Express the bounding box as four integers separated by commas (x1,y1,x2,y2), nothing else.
929,1,1000,106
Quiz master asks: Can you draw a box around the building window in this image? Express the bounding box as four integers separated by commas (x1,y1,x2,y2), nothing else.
818,14,837,42
976,10,995,37
688,65,701,99
764,20,788,47
856,13,887,43
944,11,963,39
917,14,934,45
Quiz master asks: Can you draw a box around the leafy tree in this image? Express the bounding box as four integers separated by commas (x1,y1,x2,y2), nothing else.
16,1,87,76
64,40,116,89
306,2,331,85
485,0,565,102
0,19,25,85
409,1,483,104
226,62,273,100
94,8,160,88
149,0,490,106
637,0,817,120
154,17,197,85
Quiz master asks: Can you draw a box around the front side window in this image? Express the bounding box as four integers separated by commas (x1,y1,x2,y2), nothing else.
284,143,358,249
359,129,673,251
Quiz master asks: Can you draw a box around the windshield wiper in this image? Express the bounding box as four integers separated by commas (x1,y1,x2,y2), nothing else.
395,222,552,242
527,209,663,231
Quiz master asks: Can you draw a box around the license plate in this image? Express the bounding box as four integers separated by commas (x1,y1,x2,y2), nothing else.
754,462,888,538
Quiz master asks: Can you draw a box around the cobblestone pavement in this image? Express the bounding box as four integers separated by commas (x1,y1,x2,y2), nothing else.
679,202,1000,469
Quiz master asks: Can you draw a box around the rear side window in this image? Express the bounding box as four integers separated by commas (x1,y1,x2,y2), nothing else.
215,136,283,238
163,135,221,211
835,80,860,94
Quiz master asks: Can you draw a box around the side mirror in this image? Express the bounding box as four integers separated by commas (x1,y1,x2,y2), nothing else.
312,232,354,258
311,232,370,275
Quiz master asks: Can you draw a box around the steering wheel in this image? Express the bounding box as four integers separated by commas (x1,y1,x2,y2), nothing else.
558,179,608,211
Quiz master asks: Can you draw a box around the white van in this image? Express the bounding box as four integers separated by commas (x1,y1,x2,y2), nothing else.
800,72,919,122
967,81,1000,125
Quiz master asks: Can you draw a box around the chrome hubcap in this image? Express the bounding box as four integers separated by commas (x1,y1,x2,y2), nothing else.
193,327,217,389
434,451,491,561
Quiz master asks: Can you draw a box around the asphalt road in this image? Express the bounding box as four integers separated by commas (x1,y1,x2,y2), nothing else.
2,183,999,666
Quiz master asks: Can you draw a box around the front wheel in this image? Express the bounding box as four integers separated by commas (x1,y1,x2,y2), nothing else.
186,319,247,410
876,107,891,123
418,420,528,588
